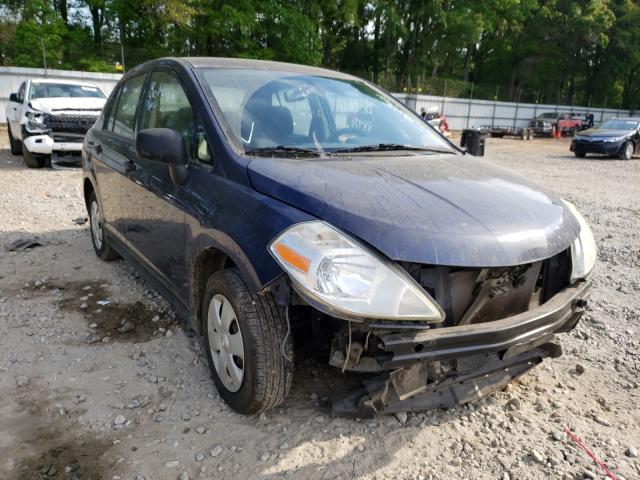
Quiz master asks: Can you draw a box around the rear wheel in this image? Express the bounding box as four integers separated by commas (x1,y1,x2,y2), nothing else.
7,125,23,155
23,148,45,169
574,151,586,158
618,141,634,160
202,268,293,414
88,191,119,261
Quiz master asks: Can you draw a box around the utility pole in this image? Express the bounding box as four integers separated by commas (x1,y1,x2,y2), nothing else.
440,79,447,117
120,42,126,73
41,38,47,71
119,22,126,73
491,85,499,128
465,82,474,129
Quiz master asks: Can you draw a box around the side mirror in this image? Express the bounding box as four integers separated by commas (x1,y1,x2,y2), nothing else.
9,93,20,103
136,128,188,185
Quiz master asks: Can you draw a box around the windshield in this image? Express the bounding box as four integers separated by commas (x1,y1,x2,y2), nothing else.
29,83,105,100
599,119,639,130
539,113,558,119
197,68,453,155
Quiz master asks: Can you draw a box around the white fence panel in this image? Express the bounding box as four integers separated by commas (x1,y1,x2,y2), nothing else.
1,66,122,122
396,93,633,130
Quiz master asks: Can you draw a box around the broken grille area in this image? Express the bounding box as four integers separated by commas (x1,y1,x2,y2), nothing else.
42,114,98,134
400,248,572,327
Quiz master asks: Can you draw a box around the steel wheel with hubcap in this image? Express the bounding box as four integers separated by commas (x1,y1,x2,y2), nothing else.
207,294,245,392
202,268,293,413
88,191,119,261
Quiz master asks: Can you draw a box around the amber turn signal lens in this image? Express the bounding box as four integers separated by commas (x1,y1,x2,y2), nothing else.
274,242,310,273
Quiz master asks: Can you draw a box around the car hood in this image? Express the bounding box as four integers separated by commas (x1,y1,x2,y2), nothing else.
29,97,105,114
247,154,581,267
576,128,630,138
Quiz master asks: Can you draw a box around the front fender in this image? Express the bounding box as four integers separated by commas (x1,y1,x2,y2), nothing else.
185,172,315,331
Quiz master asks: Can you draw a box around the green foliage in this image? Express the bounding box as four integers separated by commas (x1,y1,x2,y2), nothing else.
0,0,639,109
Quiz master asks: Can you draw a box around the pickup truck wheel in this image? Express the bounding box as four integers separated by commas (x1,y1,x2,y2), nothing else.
618,142,634,160
202,268,293,414
23,148,45,169
88,192,119,261
7,125,23,155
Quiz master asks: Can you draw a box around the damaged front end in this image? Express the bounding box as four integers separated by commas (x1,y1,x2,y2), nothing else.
266,218,594,416
327,267,588,416
271,245,590,416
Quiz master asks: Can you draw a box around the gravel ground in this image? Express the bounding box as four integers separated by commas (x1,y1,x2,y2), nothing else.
0,127,638,480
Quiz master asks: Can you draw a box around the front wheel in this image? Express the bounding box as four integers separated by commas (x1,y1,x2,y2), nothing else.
618,141,634,160
23,148,45,169
202,268,293,414
7,125,23,155
574,151,586,158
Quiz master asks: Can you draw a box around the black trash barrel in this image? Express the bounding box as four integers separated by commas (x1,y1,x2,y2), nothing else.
460,129,486,156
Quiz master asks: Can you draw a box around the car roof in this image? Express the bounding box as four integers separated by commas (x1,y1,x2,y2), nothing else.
610,117,640,121
129,57,357,81
29,78,100,88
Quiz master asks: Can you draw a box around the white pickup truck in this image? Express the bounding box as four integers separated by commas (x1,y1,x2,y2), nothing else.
6,79,106,168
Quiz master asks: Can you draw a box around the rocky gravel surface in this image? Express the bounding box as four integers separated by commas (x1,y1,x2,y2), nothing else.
0,127,638,480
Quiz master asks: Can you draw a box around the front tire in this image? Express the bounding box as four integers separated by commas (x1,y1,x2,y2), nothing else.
88,191,119,261
202,268,293,414
23,147,45,169
7,125,23,155
574,151,586,158
618,141,634,160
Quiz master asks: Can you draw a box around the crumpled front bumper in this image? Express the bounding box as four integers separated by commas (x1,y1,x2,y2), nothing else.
23,133,83,155
330,280,590,416
377,280,589,368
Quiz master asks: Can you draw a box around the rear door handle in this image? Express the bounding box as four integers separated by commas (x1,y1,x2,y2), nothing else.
125,160,136,173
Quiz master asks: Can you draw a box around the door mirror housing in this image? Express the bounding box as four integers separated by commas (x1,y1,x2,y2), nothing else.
9,93,20,103
136,128,189,185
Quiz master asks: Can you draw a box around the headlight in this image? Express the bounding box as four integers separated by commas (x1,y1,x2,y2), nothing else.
26,110,46,130
563,200,596,282
602,136,625,142
269,221,444,322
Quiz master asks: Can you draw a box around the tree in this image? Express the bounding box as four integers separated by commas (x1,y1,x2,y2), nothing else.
0,0,638,108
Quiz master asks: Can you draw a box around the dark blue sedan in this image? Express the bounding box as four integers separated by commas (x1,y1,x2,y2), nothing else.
82,58,595,415
570,117,640,159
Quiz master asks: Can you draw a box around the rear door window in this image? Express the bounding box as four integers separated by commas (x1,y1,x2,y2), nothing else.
111,74,146,139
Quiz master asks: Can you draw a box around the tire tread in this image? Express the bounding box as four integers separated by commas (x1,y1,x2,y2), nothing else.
204,269,293,413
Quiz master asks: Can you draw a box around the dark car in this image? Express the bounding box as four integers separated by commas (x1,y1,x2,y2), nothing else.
82,58,595,416
570,117,640,159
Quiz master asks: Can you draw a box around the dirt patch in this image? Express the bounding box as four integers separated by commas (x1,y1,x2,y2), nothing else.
16,279,179,345
15,436,112,480
1,385,113,480
54,281,178,344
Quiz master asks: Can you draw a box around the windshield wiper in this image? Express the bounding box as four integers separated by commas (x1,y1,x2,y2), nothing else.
244,146,326,157
331,143,449,154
